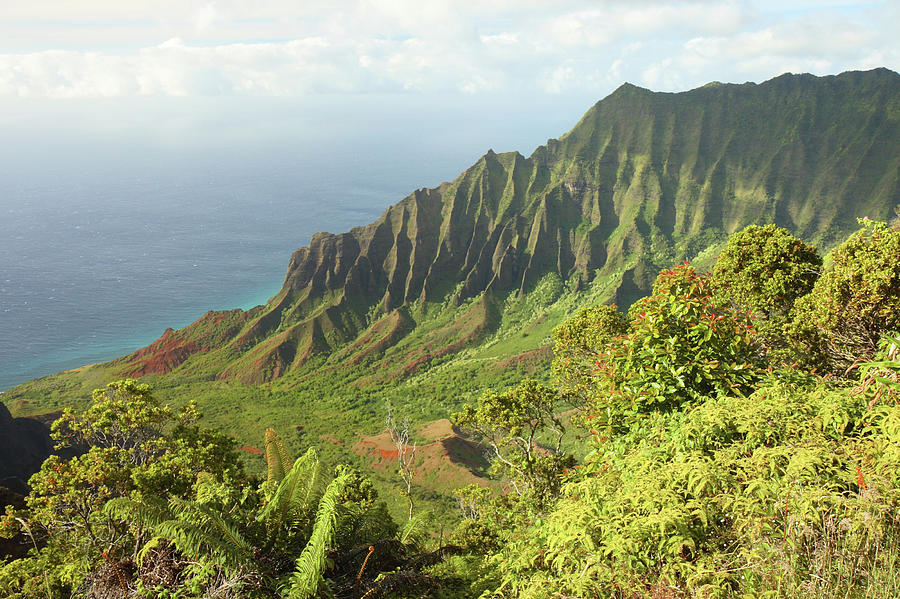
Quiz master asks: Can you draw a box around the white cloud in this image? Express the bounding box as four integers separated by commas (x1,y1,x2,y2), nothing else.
641,7,900,89
193,2,220,34
0,1,896,97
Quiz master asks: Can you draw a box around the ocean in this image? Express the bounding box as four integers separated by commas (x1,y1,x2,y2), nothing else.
0,93,596,391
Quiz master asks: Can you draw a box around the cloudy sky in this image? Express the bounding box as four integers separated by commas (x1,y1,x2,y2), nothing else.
1,0,897,99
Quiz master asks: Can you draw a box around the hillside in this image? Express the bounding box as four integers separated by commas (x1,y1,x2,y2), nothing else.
102,68,900,386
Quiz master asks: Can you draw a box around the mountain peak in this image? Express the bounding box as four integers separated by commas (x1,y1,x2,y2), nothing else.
116,69,900,384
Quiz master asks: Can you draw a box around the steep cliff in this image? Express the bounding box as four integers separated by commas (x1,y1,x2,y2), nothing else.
118,68,900,383
0,402,53,490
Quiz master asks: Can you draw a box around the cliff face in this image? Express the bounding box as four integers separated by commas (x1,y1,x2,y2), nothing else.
0,403,53,490
119,68,900,383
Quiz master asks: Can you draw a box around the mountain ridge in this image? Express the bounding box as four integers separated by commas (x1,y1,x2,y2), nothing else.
96,68,900,384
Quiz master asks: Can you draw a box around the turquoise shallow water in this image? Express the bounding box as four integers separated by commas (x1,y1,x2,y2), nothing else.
0,94,594,391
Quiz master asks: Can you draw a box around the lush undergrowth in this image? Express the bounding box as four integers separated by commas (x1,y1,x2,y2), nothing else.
3,218,900,598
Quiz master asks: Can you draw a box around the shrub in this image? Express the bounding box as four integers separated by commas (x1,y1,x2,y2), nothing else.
712,224,821,359
494,378,900,599
551,304,628,401
790,219,900,374
596,264,762,417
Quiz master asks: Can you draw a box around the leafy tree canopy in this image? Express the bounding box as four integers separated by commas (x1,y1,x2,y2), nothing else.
790,219,900,374
597,264,763,418
712,224,821,322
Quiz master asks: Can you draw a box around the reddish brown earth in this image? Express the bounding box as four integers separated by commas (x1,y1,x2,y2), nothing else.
492,345,553,373
352,419,494,492
120,328,206,376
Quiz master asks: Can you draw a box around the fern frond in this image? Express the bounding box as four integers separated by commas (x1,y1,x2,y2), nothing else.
285,472,351,599
398,510,431,547
299,457,327,514
105,496,173,531
106,495,252,571
265,428,294,484
259,448,326,533
167,497,252,565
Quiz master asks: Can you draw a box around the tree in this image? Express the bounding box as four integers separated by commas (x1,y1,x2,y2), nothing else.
385,404,417,520
712,224,821,359
789,219,900,374
103,428,400,599
551,304,628,402
453,379,574,502
594,264,763,418
0,379,242,596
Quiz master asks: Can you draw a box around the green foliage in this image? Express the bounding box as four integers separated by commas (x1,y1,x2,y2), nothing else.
490,378,900,598
257,447,327,543
265,427,294,485
712,224,821,358
0,383,414,599
100,432,404,598
6,210,900,598
858,334,900,406
713,224,821,320
0,379,241,595
286,471,350,599
593,264,762,418
440,224,900,598
551,304,628,401
790,219,900,374
454,379,574,501
105,495,253,571
450,485,527,555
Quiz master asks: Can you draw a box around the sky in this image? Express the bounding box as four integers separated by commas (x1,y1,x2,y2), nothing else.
0,1,897,100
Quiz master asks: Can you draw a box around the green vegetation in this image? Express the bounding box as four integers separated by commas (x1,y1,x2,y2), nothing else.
789,219,900,374
0,385,420,598
10,68,893,397
4,220,900,598
712,224,822,359
437,220,900,598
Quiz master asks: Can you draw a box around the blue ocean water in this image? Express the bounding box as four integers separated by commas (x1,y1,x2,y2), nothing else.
0,157,392,390
0,94,596,391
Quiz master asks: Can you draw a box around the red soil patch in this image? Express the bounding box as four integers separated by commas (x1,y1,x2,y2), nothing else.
122,328,207,376
352,419,494,492
320,435,343,446
239,445,263,455
492,345,553,371
374,447,400,460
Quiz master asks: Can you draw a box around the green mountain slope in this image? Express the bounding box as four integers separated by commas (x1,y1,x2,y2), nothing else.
5,69,899,446
103,68,898,386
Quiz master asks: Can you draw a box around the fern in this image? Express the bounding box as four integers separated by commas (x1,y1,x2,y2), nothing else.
258,447,327,536
265,427,294,484
105,495,252,571
164,497,252,568
398,510,430,548
858,334,900,402
105,495,173,531
285,472,351,599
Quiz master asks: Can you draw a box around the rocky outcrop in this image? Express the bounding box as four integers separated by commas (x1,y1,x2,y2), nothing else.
0,402,53,488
